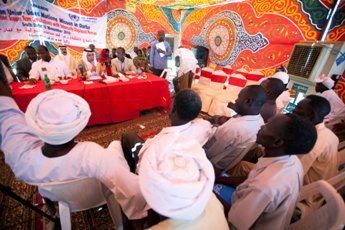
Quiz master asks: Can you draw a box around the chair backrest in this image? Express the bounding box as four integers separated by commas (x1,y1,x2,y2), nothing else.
228,73,247,87
36,178,106,212
337,147,345,173
222,65,233,75
289,180,345,230
160,68,170,79
34,178,123,230
188,71,194,88
198,76,212,86
328,171,345,193
247,70,264,81
211,70,228,83
179,71,193,90
225,85,243,99
200,67,214,79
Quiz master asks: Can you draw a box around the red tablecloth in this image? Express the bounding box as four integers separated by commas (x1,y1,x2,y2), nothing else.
11,74,172,126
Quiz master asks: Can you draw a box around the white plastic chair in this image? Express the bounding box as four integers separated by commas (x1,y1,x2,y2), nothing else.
337,147,345,173
33,178,123,230
207,73,246,116
160,68,170,80
192,67,214,93
199,70,228,113
289,180,345,230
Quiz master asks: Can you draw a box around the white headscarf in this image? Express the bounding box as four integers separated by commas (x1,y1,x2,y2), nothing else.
316,74,335,89
81,49,97,69
139,136,214,220
272,72,289,84
58,46,70,63
25,89,91,145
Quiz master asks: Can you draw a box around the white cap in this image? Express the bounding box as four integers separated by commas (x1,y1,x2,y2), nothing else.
25,89,91,145
315,75,334,89
272,72,289,84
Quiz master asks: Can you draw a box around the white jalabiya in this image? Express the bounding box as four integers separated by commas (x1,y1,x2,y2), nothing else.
25,89,91,145
174,48,198,78
139,137,215,220
272,72,289,84
0,96,147,219
55,47,76,72
81,50,98,76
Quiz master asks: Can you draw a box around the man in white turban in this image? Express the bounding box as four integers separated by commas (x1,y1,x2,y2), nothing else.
121,89,214,173
0,84,147,220
55,45,77,76
315,74,345,122
139,137,229,229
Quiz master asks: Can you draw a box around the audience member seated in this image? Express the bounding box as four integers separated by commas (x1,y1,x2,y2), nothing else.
97,48,112,77
0,54,17,83
271,66,290,112
204,85,266,172
111,47,137,76
218,114,317,229
121,89,214,173
260,78,285,123
54,45,77,77
16,46,37,81
293,95,339,196
29,45,71,82
173,46,198,94
76,48,98,78
315,75,345,122
138,137,229,230
0,82,147,220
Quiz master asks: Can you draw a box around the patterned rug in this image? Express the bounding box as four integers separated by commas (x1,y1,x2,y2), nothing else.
0,109,170,230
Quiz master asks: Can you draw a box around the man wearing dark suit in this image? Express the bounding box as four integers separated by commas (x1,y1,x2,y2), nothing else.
16,46,37,81
0,54,17,82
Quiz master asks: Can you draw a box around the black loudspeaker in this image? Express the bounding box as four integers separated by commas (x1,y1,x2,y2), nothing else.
192,46,209,68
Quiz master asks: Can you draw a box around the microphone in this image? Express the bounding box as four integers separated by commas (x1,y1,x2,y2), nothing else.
78,64,84,74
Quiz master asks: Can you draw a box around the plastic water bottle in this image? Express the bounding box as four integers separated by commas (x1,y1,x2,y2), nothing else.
44,74,51,90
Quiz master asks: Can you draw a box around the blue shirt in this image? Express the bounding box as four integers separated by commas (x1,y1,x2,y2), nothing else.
149,40,172,70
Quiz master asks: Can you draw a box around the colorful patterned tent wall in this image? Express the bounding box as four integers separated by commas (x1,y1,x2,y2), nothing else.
0,0,344,101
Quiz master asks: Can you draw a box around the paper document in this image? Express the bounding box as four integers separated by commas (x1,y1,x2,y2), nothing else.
156,42,166,57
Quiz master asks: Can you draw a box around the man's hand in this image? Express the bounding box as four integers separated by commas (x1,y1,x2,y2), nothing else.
209,115,230,126
27,78,37,84
157,48,165,54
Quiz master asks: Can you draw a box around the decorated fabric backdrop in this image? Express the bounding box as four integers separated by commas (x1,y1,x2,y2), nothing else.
0,0,344,101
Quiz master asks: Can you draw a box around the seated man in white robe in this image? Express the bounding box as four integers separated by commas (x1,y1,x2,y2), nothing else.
204,85,266,172
216,114,317,229
0,80,147,220
29,45,71,82
315,75,345,122
121,89,214,173
54,45,77,77
293,95,339,207
139,138,229,230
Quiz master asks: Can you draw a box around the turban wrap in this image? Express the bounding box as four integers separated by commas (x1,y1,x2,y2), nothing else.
139,136,214,220
25,89,91,145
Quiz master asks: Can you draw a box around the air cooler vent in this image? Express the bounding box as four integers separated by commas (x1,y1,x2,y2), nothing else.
287,45,323,79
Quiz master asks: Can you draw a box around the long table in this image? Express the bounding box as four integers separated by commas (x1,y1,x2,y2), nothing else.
11,74,172,126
